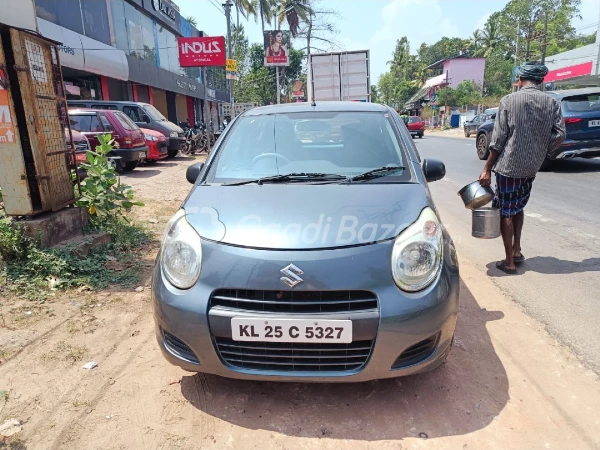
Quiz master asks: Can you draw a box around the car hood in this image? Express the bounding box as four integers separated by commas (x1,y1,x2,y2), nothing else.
155,119,183,133
183,183,430,250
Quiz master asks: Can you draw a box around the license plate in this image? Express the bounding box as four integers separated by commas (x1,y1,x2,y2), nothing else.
589,120,600,127
231,318,352,343
139,152,146,159
409,131,417,135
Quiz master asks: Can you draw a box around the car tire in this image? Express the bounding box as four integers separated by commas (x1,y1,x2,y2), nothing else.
418,133,423,139
123,161,139,171
476,133,490,160
107,155,123,174
167,149,179,158
465,128,470,138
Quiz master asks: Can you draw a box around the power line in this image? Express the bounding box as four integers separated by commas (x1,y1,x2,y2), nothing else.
206,0,225,15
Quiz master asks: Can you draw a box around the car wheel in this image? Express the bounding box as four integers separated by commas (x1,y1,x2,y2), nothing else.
107,155,123,174
418,133,423,139
476,133,489,160
123,161,139,171
465,128,470,138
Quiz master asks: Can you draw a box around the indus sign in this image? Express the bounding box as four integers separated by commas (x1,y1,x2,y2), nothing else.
178,37,226,67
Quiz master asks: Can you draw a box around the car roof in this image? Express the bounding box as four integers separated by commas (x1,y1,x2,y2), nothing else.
68,100,151,107
546,87,600,99
68,108,119,114
244,101,389,116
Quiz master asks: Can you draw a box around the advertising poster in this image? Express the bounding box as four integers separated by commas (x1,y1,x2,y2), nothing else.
178,36,226,67
264,30,290,67
226,59,238,80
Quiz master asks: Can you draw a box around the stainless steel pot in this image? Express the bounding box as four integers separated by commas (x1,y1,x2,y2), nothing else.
458,180,494,209
472,207,501,239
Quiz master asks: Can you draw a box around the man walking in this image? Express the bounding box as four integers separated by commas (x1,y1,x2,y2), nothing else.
479,61,566,274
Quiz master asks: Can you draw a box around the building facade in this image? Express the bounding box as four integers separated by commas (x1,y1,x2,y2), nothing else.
35,0,229,127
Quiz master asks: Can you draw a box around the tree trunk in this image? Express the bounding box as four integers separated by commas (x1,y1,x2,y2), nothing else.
260,5,265,34
306,15,313,57
236,5,240,28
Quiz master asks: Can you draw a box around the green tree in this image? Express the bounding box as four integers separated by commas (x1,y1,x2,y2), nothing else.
185,15,197,27
234,0,256,27
276,0,313,37
370,85,381,103
254,0,276,33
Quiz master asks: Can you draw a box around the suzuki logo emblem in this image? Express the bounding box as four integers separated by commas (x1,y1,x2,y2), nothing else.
280,264,304,288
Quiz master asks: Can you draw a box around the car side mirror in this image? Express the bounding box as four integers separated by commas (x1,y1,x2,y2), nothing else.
142,114,150,123
186,162,204,184
422,159,445,182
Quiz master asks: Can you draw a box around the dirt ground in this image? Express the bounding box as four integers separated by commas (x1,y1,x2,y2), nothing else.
1,156,599,450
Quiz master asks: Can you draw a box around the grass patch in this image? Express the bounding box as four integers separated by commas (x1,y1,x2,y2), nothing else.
0,214,152,302
42,340,88,364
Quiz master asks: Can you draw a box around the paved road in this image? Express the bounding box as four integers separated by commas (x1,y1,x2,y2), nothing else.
416,134,600,372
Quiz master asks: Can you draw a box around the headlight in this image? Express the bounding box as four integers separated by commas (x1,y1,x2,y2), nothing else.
170,131,179,138
161,209,202,289
144,133,158,141
391,207,443,292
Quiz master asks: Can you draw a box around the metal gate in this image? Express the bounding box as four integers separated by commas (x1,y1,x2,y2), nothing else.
5,27,76,213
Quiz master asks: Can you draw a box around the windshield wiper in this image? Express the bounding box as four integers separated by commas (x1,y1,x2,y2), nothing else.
223,173,348,186
346,165,406,183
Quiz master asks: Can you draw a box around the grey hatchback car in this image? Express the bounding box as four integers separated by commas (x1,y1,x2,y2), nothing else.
153,102,459,382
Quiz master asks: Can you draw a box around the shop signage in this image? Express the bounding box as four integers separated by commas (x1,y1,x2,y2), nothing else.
176,79,197,91
545,61,593,83
226,59,238,80
152,0,177,21
178,37,226,67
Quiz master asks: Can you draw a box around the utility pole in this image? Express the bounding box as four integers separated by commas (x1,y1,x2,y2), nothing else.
541,12,548,64
513,19,520,93
223,0,234,112
276,67,280,104
444,70,449,122
202,67,212,147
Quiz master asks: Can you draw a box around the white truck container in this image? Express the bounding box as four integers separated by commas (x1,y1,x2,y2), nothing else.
307,50,371,102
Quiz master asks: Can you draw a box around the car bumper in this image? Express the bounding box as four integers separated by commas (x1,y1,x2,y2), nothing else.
113,146,148,162
147,141,169,161
556,140,600,159
168,136,185,151
409,130,424,135
152,238,460,382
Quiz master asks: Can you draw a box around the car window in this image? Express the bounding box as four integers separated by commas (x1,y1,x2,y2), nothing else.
123,106,145,122
113,111,139,131
408,117,421,123
94,104,118,110
562,94,600,113
90,115,102,132
98,113,114,132
142,105,167,121
209,111,410,183
69,114,92,132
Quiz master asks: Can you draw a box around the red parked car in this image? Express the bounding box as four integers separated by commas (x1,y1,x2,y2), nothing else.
140,128,168,163
407,116,425,139
68,108,148,171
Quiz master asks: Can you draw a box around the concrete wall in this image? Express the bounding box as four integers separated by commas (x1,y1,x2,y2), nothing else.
443,58,486,90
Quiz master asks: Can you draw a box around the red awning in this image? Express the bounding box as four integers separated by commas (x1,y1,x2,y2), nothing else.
545,61,593,83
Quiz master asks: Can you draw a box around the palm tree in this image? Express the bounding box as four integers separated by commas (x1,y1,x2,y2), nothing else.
253,0,276,34
233,0,256,28
470,29,482,55
185,15,197,27
276,0,313,37
480,13,501,57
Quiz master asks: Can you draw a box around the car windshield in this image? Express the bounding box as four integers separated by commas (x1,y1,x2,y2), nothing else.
562,94,600,113
143,105,167,121
113,112,139,131
208,111,410,184
408,117,421,123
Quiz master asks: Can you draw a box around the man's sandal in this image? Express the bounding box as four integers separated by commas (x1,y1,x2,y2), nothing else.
496,261,518,275
513,254,525,264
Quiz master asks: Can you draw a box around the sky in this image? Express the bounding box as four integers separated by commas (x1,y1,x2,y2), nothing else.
177,0,600,83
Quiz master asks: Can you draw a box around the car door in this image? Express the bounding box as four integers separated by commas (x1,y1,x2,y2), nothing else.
469,115,480,132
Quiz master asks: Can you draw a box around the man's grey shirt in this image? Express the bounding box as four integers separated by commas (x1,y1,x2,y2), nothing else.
490,85,566,178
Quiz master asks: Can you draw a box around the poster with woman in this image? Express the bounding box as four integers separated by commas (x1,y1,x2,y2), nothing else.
264,30,290,66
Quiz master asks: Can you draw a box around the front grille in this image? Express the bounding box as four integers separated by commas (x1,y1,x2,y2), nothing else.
210,289,378,314
163,331,199,363
74,140,90,151
157,142,168,154
392,333,440,369
215,337,373,372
